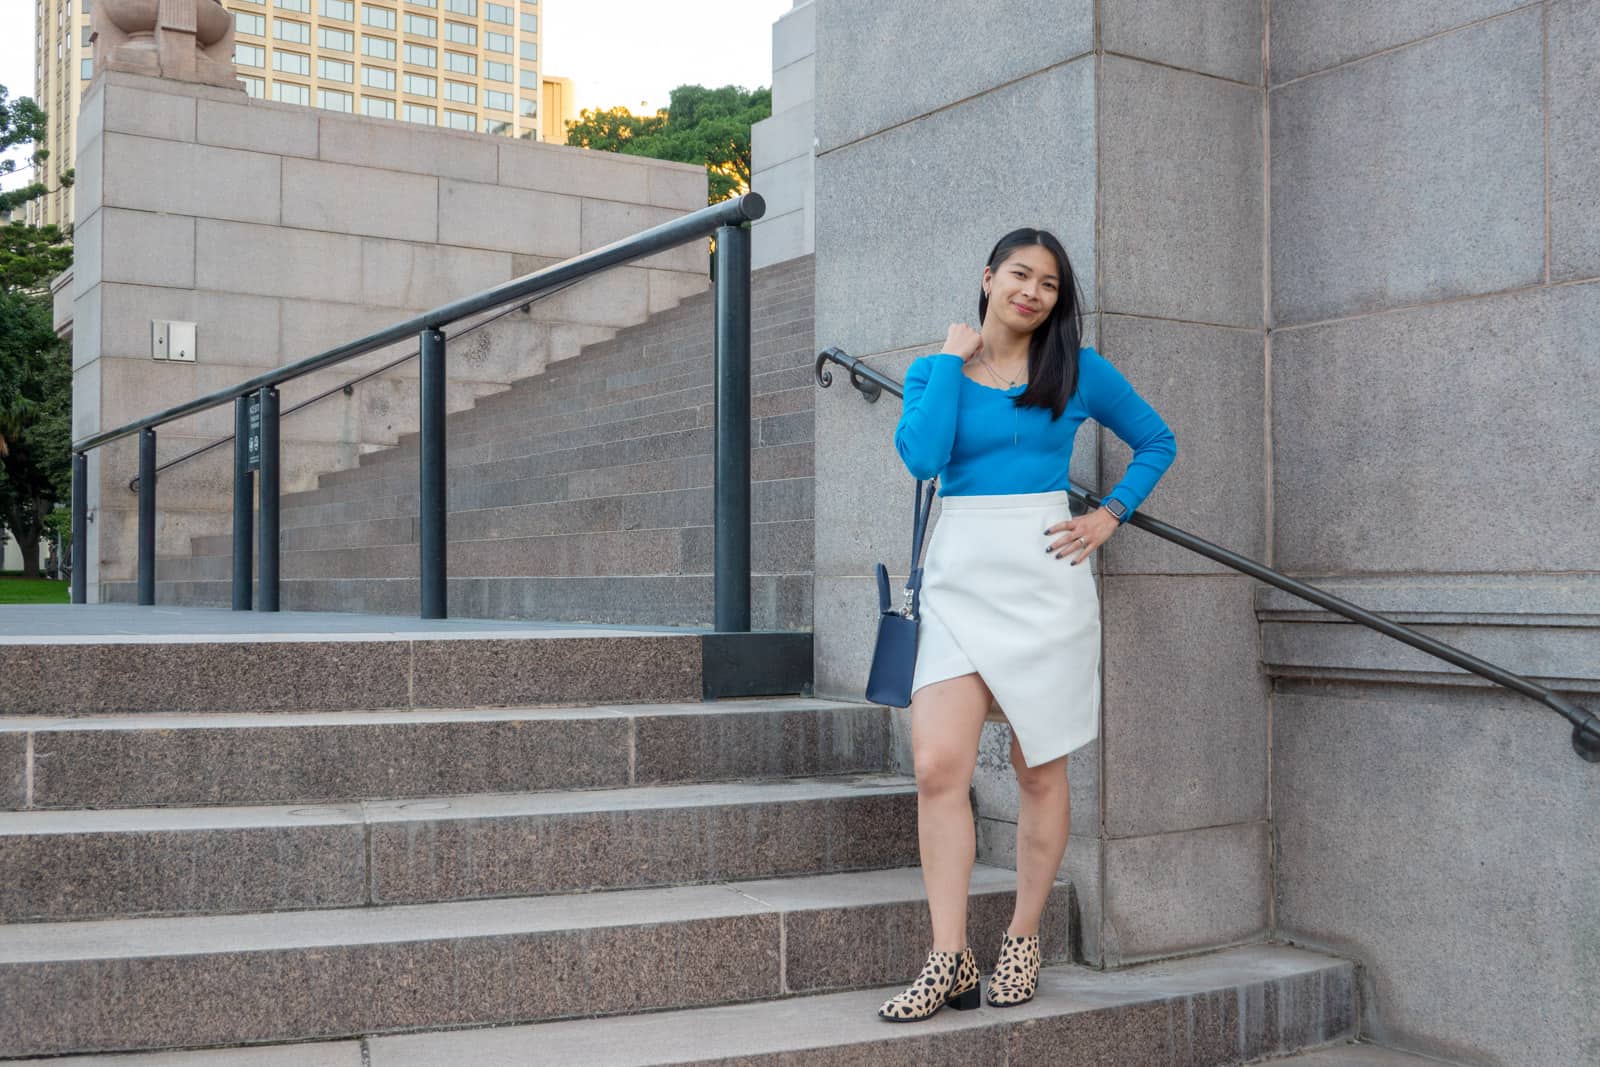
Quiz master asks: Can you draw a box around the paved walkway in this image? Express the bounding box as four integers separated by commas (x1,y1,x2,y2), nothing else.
0,604,702,643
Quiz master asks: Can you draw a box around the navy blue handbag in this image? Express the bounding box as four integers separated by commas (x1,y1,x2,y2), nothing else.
864,476,938,708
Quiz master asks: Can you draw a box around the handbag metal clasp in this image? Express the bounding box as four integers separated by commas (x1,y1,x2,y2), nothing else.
900,585,916,618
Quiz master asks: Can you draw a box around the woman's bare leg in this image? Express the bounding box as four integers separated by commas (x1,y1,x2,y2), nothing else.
908,672,991,952
1007,731,1070,936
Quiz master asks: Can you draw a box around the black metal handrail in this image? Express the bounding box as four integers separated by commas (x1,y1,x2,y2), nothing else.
815,345,1600,764
125,278,584,493
70,192,767,628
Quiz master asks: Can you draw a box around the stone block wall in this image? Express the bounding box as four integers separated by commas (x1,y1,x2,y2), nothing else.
1265,4,1600,1065
751,0,814,270
69,70,709,599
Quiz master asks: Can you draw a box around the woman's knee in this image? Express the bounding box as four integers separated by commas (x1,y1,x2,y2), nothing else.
913,744,976,796
1010,743,1068,794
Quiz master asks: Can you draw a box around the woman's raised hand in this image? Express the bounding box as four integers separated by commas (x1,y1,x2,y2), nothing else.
943,323,983,362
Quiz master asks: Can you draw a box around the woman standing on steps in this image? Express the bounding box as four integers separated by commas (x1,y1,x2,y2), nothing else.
876,228,1176,1022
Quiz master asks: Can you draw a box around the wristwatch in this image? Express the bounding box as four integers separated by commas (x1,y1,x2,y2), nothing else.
1100,498,1129,524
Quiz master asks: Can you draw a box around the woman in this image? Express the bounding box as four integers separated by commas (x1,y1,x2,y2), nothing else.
876,228,1176,1022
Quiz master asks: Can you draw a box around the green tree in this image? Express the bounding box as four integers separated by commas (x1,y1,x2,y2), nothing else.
566,84,772,205
0,84,74,578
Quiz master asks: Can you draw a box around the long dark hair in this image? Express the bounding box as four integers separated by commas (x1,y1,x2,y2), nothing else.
977,228,1087,420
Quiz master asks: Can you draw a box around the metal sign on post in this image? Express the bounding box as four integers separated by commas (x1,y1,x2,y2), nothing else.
246,394,261,471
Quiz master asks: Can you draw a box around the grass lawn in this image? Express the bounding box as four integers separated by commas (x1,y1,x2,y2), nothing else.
0,575,70,604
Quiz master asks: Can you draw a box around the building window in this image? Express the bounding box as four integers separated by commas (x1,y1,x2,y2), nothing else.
362,65,396,90
272,49,310,74
319,0,354,18
519,11,534,32
485,2,511,23
276,0,310,11
240,74,266,97
81,25,92,45
80,57,93,79
444,110,474,131
362,5,395,29
317,88,354,112
485,89,511,112
443,79,475,104
273,18,311,42
443,21,475,45
518,67,537,89
319,58,354,82
272,81,310,105
361,35,396,58
485,30,511,53
403,103,436,124
443,0,475,14
235,11,265,35
518,39,535,61
484,59,511,82
443,51,474,75
362,97,396,118
407,0,436,6
403,13,435,35
403,43,436,66
234,42,265,66
518,96,535,116
319,26,354,50
486,119,511,135
403,73,435,96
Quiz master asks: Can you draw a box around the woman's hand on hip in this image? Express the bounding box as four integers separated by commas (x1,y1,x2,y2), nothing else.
1044,508,1120,566
943,323,983,361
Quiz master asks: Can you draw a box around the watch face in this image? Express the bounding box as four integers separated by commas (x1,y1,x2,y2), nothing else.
1105,500,1127,519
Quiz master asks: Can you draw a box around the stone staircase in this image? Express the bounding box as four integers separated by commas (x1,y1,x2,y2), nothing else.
0,620,1385,1064
130,256,818,629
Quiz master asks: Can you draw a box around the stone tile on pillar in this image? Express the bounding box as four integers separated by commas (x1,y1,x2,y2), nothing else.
1101,820,1270,965
1100,575,1268,838
1549,0,1600,282
1269,0,1531,84
1269,8,1544,325
1098,315,1264,576
1101,0,1264,84
1099,56,1262,329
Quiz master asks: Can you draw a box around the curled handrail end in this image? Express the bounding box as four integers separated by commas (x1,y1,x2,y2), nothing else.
814,352,835,389
1575,715,1600,763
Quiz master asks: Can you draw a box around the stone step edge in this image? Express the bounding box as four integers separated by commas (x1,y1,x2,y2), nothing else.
0,697,860,734
1,945,1356,1066
361,944,1356,1067
0,864,1029,964
0,773,915,836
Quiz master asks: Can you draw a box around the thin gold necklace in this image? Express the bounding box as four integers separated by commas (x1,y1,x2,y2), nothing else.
977,355,1026,444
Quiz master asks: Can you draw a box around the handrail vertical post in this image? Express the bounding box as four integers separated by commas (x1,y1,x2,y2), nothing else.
258,386,280,612
70,451,87,604
137,428,156,605
712,222,753,632
419,327,447,619
232,396,254,611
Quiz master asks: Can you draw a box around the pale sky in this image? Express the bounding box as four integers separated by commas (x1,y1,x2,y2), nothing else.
0,0,796,192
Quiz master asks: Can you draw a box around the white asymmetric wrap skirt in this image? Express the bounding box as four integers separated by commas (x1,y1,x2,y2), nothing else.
909,490,1101,767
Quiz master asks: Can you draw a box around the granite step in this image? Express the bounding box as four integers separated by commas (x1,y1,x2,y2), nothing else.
0,945,1361,1065
0,630,713,716
131,571,815,629
0,865,1071,1058
0,774,919,923
2,697,888,809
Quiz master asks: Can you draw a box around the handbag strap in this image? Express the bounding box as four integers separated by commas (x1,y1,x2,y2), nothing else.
904,476,938,618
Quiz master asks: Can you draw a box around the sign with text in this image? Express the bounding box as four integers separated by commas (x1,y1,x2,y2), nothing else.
246,395,261,471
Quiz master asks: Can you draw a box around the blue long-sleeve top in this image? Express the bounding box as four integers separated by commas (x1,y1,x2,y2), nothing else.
893,347,1176,518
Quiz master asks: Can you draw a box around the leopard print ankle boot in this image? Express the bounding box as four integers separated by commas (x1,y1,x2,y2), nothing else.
876,947,981,1022
985,932,1041,1006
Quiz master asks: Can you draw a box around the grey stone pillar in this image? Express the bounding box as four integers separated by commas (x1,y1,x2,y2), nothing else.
810,0,1269,968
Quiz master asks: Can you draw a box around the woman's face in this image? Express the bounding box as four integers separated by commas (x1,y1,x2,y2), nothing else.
984,244,1061,332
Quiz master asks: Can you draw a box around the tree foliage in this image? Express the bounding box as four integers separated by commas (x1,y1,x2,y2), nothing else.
565,84,772,205
0,84,74,578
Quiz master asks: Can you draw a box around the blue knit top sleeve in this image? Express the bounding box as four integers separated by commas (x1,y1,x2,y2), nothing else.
892,354,966,480
1077,348,1177,519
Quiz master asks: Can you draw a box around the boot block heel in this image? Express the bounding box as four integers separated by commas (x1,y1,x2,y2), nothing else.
946,985,981,1011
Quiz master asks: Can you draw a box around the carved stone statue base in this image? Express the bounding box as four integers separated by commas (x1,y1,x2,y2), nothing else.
92,0,241,91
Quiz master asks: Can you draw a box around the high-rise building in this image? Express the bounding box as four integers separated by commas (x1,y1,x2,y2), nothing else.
29,0,547,229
